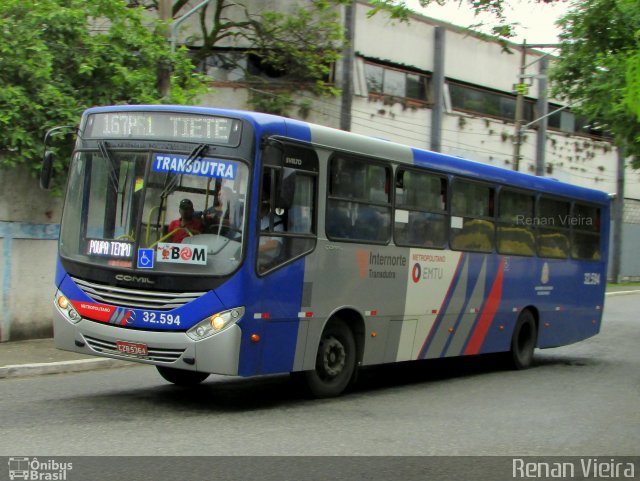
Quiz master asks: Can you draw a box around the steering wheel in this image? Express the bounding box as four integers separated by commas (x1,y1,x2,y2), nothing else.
206,223,242,239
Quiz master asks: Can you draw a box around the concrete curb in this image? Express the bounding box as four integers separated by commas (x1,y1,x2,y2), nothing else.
0,358,131,379
605,290,640,297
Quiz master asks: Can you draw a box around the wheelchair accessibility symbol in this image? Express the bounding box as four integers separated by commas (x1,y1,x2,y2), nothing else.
137,249,154,269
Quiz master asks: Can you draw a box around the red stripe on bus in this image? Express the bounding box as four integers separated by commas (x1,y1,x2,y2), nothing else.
464,258,505,355
417,253,465,359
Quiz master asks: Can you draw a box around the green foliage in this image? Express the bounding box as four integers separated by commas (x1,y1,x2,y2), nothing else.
625,48,640,121
246,1,346,114
551,0,640,166
0,0,206,189
160,0,347,116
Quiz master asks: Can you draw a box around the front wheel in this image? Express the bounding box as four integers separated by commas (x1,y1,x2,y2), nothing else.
156,366,210,386
302,319,357,398
508,310,538,370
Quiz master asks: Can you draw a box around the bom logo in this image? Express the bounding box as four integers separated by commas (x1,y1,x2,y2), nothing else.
161,246,204,262
157,243,207,265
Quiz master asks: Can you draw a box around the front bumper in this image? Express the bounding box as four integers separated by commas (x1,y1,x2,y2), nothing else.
53,305,241,375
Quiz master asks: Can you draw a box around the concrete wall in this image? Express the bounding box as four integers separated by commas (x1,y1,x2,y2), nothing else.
0,167,63,341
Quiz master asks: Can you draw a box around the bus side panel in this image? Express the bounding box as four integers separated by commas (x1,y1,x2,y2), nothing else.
213,254,307,377
416,252,517,359
536,259,606,348
256,258,308,375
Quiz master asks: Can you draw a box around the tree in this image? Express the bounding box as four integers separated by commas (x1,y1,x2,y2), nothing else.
140,0,348,116
0,0,206,186
551,0,640,165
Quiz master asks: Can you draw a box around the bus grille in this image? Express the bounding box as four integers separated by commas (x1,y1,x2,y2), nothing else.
71,277,206,311
84,335,185,363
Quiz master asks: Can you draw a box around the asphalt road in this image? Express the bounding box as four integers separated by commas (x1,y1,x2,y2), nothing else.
1,294,638,457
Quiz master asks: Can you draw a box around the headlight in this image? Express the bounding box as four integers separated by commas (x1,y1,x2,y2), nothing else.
55,292,81,324
187,307,244,341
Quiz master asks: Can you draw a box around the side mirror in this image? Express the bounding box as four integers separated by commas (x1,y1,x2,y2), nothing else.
40,151,55,190
262,139,284,168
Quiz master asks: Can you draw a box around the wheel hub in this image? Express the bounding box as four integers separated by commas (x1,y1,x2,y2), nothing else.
322,336,346,378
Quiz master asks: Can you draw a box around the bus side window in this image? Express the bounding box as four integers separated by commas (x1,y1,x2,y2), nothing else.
537,197,570,259
394,169,448,248
497,189,535,256
326,156,391,243
450,180,495,252
571,203,601,260
258,148,318,274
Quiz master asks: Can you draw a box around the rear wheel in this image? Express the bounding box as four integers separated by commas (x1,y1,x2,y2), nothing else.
302,319,356,398
508,310,538,370
156,366,209,386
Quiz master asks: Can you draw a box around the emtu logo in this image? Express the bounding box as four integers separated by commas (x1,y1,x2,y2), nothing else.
356,250,369,279
412,263,422,283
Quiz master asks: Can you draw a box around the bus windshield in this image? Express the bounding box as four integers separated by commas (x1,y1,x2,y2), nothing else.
60,148,249,276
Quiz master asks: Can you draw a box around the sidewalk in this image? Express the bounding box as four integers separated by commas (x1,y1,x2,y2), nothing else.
0,338,129,379
1,287,639,379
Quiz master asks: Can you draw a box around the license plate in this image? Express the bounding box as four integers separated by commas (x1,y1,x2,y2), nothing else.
116,340,148,357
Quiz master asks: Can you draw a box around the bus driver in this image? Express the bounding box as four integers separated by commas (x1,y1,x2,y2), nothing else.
168,198,203,243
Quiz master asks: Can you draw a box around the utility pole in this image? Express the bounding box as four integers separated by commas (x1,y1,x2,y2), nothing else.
512,41,527,172
512,44,560,173
535,57,548,176
157,0,172,99
340,1,356,132
611,146,625,283
430,27,446,152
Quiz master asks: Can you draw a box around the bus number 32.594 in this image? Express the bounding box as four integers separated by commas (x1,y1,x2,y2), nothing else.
142,312,181,326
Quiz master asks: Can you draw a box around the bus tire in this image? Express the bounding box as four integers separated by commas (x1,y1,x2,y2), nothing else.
508,309,538,370
303,319,356,398
156,366,209,386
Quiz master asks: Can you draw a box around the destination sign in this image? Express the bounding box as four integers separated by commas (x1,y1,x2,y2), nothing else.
153,153,237,179
84,112,242,145
86,239,134,259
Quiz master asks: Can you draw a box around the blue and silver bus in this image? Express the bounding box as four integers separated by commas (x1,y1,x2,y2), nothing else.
43,105,609,397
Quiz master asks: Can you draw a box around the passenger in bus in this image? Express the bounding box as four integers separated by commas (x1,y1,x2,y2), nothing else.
258,199,284,270
168,198,203,243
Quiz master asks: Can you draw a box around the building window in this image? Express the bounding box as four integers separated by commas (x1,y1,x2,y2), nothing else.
448,81,534,123
547,106,611,139
364,61,431,104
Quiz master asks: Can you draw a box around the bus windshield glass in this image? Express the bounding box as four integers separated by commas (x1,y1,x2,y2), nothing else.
59,149,249,276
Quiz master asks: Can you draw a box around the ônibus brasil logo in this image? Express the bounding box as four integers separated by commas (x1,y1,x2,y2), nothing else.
8,457,73,481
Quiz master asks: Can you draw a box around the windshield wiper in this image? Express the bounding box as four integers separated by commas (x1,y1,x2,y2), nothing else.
160,143,209,199
98,140,120,193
